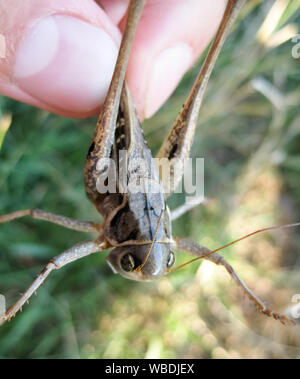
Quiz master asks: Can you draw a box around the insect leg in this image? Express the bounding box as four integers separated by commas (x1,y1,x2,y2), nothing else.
0,240,106,326
171,197,207,221
84,0,146,202
156,0,245,196
0,209,101,233
175,237,295,326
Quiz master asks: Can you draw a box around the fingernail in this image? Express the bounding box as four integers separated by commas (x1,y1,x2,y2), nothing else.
13,15,119,114
144,43,193,119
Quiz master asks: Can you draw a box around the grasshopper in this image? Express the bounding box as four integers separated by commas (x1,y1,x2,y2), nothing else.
0,0,298,326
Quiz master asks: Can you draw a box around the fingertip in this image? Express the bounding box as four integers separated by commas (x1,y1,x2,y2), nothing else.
0,0,121,118
125,0,226,119
1,81,102,118
13,15,119,116
100,0,130,25
143,43,193,119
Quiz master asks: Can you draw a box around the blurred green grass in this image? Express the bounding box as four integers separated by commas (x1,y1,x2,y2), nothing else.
0,0,300,358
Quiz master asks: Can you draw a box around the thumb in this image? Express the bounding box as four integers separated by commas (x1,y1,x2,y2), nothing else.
122,0,226,119
0,0,226,120
0,0,121,118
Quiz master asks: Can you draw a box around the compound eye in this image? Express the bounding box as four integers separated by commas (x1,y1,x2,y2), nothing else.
120,253,135,272
167,251,175,268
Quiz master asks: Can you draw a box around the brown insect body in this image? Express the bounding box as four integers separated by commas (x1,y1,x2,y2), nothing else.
86,84,173,281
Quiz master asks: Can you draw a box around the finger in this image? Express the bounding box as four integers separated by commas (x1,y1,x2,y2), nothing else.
99,0,130,25
122,0,227,119
0,0,227,120
0,0,121,118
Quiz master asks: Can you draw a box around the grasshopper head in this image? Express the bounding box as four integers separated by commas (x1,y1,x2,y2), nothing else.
106,243,175,281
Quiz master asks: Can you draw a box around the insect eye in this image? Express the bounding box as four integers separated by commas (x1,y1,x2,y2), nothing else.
167,251,175,268
120,253,135,272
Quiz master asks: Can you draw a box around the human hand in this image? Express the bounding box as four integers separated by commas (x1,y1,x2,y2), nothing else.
0,0,226,120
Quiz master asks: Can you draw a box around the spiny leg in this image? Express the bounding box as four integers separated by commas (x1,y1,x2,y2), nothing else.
84,0,146,202
0,239,107,326
0,209,101,233
157,0,246,195
175,238,295,326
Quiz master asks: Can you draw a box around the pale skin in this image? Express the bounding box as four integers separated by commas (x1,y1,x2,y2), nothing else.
0,0,296,327
0,0,226,119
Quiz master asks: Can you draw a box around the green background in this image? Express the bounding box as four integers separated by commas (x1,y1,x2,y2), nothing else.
0,0,300,358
